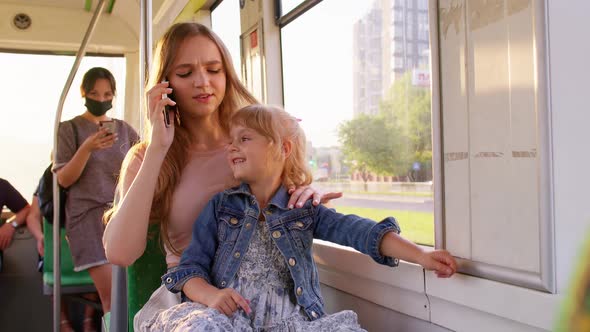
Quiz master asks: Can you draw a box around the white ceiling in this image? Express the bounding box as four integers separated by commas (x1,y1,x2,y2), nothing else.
0,0,182,53
0,0,168,15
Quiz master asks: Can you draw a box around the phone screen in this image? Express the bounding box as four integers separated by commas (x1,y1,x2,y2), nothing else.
99,120,116,134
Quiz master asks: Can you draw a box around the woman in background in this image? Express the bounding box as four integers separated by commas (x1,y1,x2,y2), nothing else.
54,67,139,322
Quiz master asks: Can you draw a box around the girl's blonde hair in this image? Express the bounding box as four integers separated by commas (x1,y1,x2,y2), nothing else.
105,22,257,255
230,105,312,189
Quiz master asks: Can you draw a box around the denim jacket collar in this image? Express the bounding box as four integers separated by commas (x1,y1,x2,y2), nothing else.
225,183,291,211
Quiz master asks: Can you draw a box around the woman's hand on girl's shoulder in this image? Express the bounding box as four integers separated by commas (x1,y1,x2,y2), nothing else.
287,185,343,209
82,128,118,152
146,81,177,152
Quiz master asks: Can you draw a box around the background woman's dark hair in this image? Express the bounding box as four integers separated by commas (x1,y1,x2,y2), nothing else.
80,67,117,97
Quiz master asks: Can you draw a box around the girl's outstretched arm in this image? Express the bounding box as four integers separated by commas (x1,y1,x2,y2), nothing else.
379,232,458,278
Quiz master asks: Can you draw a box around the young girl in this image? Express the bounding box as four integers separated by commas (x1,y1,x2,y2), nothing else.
103,23,340,328
148,105,457,331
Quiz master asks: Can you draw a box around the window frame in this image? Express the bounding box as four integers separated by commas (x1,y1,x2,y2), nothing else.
273,0,555,294
433,0,555,293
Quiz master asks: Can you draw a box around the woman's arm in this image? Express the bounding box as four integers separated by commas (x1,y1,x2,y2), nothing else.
0,205,30,250
25,196,44,256
57,127,116,188
25,196,43,242
103,145,167,266
103,82,180,266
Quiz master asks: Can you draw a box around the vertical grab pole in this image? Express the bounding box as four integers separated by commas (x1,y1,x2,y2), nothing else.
139,0,153,136
108,1,153,332
51,1,106,332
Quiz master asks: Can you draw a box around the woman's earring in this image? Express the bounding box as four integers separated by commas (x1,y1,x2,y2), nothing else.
175,110,181,126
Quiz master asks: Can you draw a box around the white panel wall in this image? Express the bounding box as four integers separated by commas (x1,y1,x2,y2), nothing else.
440,0,542,278
547,0,590,293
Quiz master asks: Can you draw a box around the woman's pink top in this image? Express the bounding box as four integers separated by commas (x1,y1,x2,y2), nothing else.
165,147,238,265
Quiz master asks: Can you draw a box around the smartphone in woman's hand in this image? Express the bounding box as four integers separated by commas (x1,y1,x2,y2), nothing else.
161,80,177,128
99,120,116,135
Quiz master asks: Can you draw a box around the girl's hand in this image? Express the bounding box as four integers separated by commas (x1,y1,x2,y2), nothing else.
418,250,457,278
287,186,343,209
82,128,118,152
205,288,251,317
145,81,177,152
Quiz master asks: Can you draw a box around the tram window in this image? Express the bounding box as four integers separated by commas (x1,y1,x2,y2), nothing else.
212,0,242,80
280,0,308,16
0,53,126,196
281,0,435,246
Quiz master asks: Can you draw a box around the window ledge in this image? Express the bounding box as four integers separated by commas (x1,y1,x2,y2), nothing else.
313,240,562,331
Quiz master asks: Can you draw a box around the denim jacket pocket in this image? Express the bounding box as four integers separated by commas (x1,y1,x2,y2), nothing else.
218,212,245,242
285,216,314,250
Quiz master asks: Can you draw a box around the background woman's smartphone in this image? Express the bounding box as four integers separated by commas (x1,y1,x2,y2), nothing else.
99,120,116,135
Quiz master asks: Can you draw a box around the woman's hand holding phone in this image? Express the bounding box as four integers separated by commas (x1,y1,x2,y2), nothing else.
82,127,118,152
146,81,176,153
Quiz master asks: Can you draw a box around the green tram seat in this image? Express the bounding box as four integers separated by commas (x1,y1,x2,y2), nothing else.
125,225,167,331
42,219,96,295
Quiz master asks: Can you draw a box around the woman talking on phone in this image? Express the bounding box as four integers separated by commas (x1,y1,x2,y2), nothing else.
53,67,139,321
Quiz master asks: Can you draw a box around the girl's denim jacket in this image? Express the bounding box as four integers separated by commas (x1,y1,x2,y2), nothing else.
162,183,401,321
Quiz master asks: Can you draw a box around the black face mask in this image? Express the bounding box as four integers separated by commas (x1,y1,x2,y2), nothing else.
85,97,112,116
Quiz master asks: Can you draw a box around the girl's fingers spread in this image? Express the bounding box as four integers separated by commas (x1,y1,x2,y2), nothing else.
231,292,251,314
226,298,237,313
220,302,233,316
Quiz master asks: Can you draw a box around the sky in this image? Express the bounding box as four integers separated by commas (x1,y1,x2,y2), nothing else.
281,0,373,148
0,0,373,197
213,0,374,148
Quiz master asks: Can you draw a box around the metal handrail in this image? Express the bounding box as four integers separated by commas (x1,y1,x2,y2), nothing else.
109,1,152,331
51,1,106,331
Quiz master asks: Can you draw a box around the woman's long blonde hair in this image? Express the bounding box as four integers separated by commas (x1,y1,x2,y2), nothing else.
230,105,312,189
106,22,257,255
